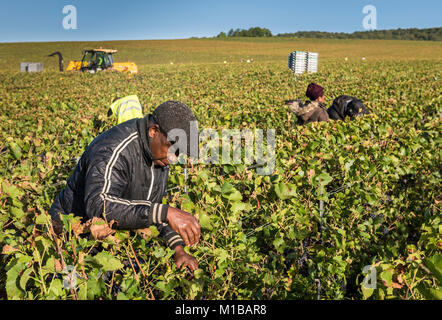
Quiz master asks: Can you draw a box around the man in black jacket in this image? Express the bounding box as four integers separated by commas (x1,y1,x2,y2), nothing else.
327,95,370,120
50,101,201,273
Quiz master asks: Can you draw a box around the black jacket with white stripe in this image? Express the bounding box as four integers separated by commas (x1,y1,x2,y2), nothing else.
49,115,185,249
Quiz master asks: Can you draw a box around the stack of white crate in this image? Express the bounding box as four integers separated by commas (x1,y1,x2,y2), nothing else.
288,51,307,74
288,51,318,74
306,52,318,73
20,62,44,73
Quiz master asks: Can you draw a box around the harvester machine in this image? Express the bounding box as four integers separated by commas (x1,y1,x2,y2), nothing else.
49,48,138,74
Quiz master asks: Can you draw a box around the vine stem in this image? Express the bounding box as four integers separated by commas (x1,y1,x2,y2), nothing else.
36,247,47,296
124,244,154,300
127,239,155,300
47,218,78,300
2,219,14,230
315,279,321,300
124,245,139,282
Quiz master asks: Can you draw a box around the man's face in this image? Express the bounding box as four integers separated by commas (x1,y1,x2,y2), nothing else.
317,95,325,103
148,125,178,167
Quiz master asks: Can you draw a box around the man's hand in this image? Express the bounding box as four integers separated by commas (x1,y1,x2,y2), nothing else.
174,245,198,276
167,206,201,247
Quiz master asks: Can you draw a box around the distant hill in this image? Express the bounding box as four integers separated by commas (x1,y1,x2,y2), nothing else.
216,27,273,38
277,27,442,41
214,27,442,41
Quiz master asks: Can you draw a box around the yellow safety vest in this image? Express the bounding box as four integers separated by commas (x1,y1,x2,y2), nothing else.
108,95,144,124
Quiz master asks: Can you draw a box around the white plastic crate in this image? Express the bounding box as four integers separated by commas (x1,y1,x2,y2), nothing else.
289,51,318,74
20,62,44,73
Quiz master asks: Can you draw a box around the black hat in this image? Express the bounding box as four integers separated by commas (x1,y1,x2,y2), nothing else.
152,101,198,159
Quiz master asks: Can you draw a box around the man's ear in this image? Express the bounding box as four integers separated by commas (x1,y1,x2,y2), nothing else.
148,124,161,138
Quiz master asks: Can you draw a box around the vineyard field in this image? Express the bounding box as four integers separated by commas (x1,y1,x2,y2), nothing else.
0,38,441,300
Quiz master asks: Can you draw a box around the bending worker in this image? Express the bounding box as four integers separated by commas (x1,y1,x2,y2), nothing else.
50,101,201,273
108,95,144,125
286,82,329,125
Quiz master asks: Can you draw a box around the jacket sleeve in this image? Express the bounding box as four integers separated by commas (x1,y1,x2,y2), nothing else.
157,223,186,249
318,109,330,122
83,156,186,249
83,157,169,230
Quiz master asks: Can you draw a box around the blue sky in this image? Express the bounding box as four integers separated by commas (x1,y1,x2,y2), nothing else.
0,0,440,42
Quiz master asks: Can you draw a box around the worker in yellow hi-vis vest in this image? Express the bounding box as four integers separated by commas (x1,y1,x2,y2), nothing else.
107,95,144,124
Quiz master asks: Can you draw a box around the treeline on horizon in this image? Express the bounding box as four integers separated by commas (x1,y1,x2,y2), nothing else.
213,27,442,41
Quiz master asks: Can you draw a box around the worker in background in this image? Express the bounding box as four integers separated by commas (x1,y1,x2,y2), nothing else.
327,95,371,120
286,82,330,125
96,52,104,69
108,95,144,125
50,101,201,274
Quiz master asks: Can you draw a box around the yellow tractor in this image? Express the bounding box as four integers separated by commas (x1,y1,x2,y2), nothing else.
50,48,138,74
